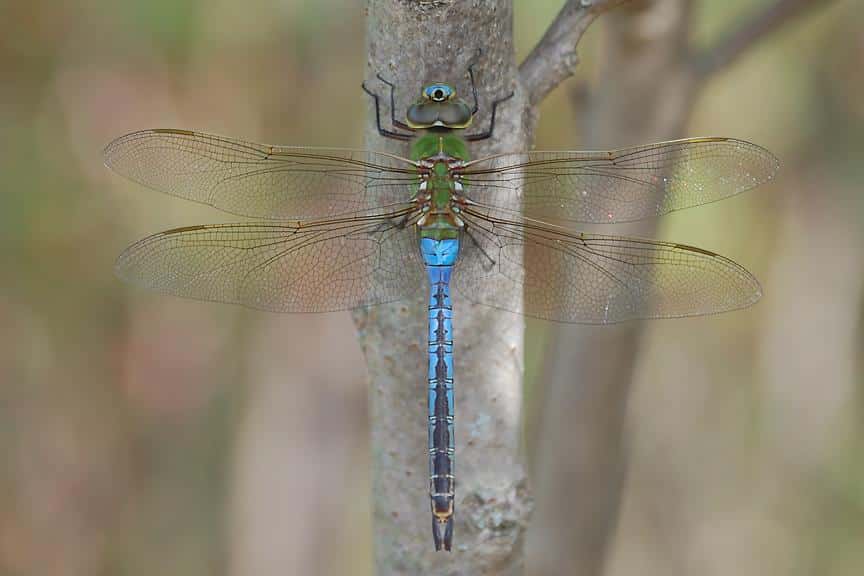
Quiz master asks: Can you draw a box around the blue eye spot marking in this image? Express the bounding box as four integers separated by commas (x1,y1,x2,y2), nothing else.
424,84,454,102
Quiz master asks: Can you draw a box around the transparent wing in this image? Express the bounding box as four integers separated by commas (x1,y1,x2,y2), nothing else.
115,208,425,312
104,129,420,219
454,208,761,324
459,137,779,224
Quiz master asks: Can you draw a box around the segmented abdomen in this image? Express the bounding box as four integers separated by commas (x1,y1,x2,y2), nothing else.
420,236,459,551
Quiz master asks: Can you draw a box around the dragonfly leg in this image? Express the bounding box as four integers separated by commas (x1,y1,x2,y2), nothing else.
394,210,420,229
463,226,497,271
367,211,417,236
375,73,415,132
466,48,482,116
361,81,415,141
463,90,514,142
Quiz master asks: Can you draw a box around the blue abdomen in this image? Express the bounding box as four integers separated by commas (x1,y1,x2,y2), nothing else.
419,237,459,551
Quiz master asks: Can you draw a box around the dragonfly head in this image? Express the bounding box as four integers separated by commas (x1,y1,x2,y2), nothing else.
406,83,473,131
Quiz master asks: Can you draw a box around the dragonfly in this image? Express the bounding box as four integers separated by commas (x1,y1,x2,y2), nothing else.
104,62,778,551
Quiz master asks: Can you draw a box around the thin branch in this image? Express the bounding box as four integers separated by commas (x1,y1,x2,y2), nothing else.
519,0,629,108
693,0,837,81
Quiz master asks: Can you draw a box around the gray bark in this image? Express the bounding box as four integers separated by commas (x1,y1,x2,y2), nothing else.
356,1,530,573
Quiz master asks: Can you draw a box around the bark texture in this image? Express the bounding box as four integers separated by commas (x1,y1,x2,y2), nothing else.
356,1,530,573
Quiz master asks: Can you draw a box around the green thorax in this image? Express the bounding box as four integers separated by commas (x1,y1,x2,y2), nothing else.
410,132,470,162
411,133,470,241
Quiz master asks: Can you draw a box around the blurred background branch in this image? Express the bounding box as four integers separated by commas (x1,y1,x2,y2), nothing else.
531,1,840,575
692,0,835,81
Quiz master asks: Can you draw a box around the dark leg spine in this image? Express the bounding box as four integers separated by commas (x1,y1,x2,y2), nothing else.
361,81,415,141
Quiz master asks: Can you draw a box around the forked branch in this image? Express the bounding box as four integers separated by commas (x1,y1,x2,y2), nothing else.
520,0,836,112
519,0,630,108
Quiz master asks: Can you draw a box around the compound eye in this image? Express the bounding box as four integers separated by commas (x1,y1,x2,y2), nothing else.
424,84,453,102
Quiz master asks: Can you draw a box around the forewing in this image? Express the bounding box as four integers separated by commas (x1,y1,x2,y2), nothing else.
454,210,761,323
115,210,424,312
459,137,778,224
104,129,419,219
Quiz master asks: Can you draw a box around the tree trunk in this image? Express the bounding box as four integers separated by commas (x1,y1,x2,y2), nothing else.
355,1,531,573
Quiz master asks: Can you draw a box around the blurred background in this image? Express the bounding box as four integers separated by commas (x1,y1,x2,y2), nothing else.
0,0,861,575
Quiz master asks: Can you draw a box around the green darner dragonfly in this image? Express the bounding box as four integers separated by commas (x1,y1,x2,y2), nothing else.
104,64,778,551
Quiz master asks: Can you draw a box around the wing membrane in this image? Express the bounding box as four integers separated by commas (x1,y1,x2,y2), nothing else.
455,208,761,323
115,208,424,312
459,137,779,224
104,129,419,220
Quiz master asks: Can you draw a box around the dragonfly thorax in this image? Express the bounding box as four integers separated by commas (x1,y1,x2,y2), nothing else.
412,133,471,235
411,133,468,239
415,164,467,234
